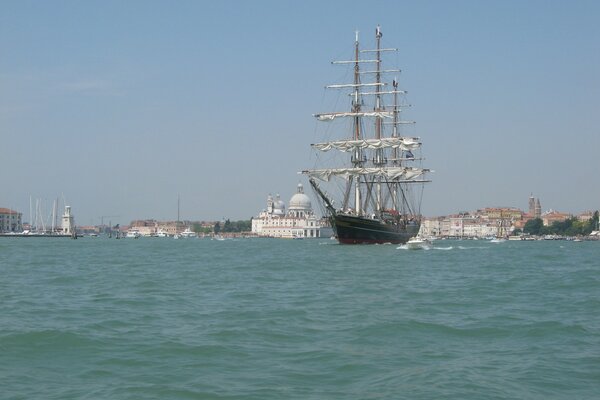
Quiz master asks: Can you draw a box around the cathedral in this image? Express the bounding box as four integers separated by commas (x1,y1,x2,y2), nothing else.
251,184,323,238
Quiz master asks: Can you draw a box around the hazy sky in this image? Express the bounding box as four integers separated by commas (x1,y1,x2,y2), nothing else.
1,0,599,226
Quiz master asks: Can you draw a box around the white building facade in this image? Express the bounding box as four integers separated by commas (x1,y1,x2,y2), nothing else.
252,184,322,238
421,213,515,238
0,208,23,232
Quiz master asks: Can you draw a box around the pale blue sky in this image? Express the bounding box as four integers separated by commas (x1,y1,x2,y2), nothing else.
1,0,599,225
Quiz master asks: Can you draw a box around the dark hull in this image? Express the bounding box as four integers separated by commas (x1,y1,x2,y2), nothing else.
331,214,420,244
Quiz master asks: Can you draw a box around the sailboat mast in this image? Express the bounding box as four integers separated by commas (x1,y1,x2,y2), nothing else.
374,26,383,141
352,31,362,215
51,199,56,233
391,78,399,211
177,195,180,233
29,196,33,232
374,25,384,213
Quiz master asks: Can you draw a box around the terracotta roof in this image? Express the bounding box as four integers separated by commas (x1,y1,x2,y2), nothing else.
0,208,21,214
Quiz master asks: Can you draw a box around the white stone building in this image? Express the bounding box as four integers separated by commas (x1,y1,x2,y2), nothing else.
0,208,23,232
252,184,322,238
421,213,513,238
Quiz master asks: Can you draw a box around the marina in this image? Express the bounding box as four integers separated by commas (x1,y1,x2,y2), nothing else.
0,203,78,238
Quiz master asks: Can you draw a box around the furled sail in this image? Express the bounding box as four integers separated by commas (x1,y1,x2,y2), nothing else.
312,137,421,152
302,167,428,182
314,111,394,121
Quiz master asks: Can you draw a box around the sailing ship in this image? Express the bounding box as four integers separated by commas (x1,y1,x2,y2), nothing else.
302,26,431,244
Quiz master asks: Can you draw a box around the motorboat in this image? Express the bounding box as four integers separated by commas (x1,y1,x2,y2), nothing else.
405,236,431,250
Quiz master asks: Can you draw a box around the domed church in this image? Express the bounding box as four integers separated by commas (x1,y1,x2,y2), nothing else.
252,184,323,238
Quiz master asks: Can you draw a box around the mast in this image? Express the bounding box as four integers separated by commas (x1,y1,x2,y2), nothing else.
374,25,384,213
51,199,56,233
352,30,362,215
391,78,399,211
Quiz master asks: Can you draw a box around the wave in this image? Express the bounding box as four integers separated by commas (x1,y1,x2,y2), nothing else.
0,329,102,353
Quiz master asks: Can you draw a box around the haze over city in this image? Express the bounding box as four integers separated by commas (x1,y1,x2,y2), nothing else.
2,0,599,226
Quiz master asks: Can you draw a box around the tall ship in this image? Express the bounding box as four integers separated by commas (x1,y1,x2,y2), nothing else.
302,26,431,244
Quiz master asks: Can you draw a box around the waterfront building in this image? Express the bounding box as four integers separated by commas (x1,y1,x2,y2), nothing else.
129,220,152,235
479,207,523,220
541,210,571,226
420,217,443,237
0,208,23,233
577,211,595,221
422,208,522,238
128,219,182,236
252,184,322,238
444,213,501,238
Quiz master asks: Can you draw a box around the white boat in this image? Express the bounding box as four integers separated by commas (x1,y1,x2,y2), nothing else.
126,229,141,238
155,229,169,238
490,237,506,243
180,228,197,238
405,236,431,250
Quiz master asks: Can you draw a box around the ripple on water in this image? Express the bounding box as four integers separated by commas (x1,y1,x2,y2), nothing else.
1,238,599,399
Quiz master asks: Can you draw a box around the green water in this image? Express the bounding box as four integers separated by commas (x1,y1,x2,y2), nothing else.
1,238,599,399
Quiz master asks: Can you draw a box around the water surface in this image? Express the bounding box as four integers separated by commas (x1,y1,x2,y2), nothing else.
1,238,599,399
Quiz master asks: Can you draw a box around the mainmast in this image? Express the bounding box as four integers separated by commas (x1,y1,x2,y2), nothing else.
374,26,384,213
351,31,363,215
392,77,400,211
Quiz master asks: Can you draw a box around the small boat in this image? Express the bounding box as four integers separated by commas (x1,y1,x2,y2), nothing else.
405,236,431,250
180,228,197,238
125,229,141,238
155,229,169,238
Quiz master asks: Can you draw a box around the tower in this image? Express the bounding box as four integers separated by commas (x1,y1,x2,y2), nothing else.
535,199,542,219
61,206,74,235
528,194,535,216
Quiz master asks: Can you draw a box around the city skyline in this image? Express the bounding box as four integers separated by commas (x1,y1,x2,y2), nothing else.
3,192,596,228
2,1,599,225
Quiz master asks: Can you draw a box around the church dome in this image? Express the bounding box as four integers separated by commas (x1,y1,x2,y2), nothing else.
289,183,312,210
273,194,286,216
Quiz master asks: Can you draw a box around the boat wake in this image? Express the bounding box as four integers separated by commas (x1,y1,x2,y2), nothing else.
396,245,490,251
